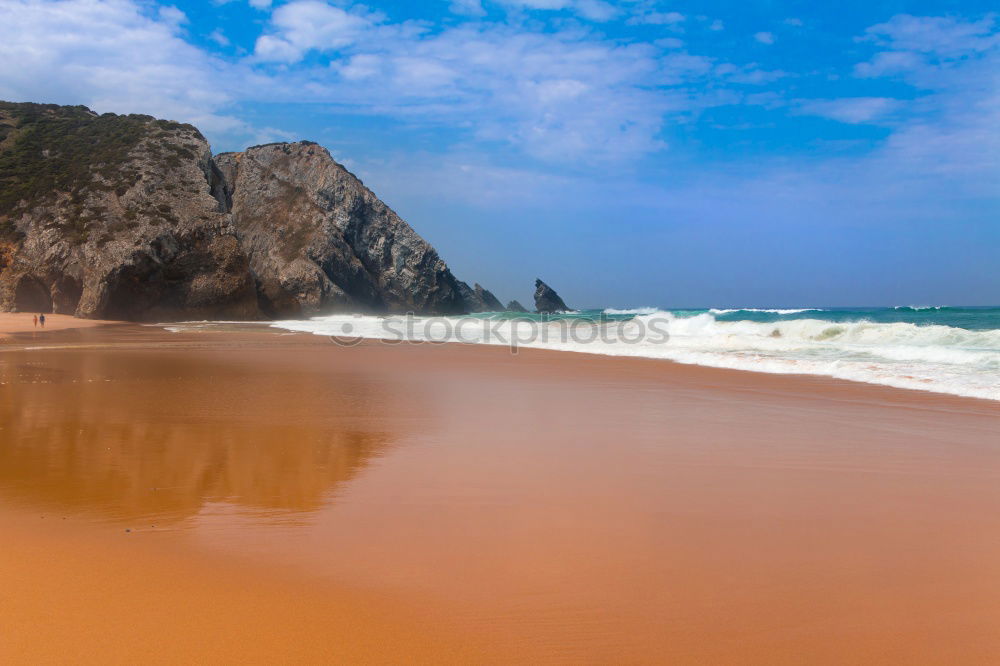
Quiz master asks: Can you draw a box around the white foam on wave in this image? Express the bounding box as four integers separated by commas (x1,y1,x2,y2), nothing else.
627,312,1000,400
603,307,659,315
709,308,824,315
270,310,1000,402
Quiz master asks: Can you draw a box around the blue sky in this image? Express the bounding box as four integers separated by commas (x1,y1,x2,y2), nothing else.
1,0,998,307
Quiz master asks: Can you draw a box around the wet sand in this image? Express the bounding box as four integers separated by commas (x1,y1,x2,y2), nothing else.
0,312,120,336
1,324,999,664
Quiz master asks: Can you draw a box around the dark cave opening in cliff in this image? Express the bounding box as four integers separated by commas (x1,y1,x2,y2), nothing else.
14,277,52,313
52,275,82,315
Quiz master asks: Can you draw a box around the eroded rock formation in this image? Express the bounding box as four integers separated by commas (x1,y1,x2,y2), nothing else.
534,278,570,313
0,102,489,319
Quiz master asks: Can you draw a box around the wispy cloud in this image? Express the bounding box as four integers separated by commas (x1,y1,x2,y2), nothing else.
492,0,619,21
252,1,375,63
209,28,230,46
449,0,486,17
0,0,243,135
848,13,1000,191
0,1,997,202
0,2,997,302
855,14,1000,83
796,97,900,124
212,0,272,10
627,10,684,26
235,1,785,162
860,14,999,56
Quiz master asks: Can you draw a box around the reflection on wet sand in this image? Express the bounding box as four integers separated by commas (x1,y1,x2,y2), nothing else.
0,346,397,524
3,329,1000,663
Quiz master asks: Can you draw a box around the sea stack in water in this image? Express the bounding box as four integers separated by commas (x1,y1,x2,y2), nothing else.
506,300,528,312
0,101,474,319
534,279,570,313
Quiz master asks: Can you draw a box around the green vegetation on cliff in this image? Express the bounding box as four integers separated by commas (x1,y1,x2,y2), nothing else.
0,102,199,221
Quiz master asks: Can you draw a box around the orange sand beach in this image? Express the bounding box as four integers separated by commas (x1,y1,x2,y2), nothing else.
1,321,1000,664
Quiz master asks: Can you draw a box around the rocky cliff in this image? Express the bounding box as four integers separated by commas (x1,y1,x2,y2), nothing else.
0,102,257,319
457,281,504,312
213,142,468,317
0,102,484,320
534,279,570,313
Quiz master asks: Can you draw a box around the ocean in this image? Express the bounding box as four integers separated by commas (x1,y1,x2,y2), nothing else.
265,306,1000,401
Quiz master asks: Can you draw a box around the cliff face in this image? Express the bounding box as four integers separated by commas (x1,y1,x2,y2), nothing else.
214,142,466,317
0,102,478,319
0,102,257,320
457,280,505,313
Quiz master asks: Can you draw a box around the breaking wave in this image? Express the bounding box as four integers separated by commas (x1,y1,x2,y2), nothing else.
709,308,824,315
264,308,1000,402
603,307,659,315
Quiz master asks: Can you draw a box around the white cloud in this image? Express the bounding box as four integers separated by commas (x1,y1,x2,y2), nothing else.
0,0,794,163
861,14,998,56
212,0,272,9
319,26,674,161
392,56,458,91
498,0,571,10
797,97,900,124
783,18,803,27
754,31,775,45
449,0,486,17
627,11,684,26
855,14,1000,82
252,1,374,63
575,0,616,22
715,63,786,85
0,0,242,136
209,29,230,46
248,125,297,144
854,50,923,78
158,5,187,27
494,0,621,21
655,37,683,49
708,19,723,31
3,1,995,303
844,14,1000,193
359,12,999,253
336,53,381,80
0,0,903,169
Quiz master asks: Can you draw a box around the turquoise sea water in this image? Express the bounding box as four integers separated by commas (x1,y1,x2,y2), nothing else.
465,306,1000,331
680,306,1000,330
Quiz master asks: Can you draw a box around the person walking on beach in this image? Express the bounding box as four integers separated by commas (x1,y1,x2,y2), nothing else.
33,314,38,328
39,314,45,328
